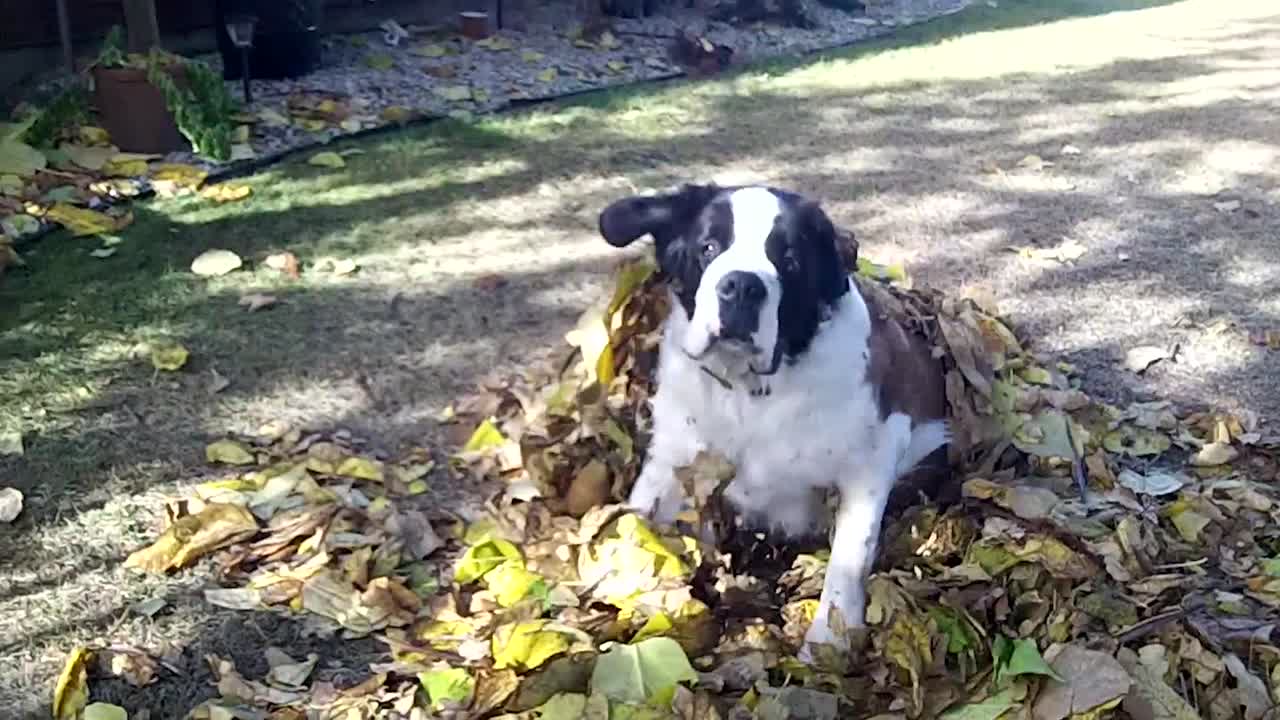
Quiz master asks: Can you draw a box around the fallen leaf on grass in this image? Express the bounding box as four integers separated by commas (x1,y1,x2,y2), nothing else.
125,503,258,573
411,43,449,58
239,293,278,312
83,702,127,720
1125,345,1170,373
537,68,559,83
0,430,23,456
265,251,301,278
88,247,117,258
191,248,244,277
52,648,90,720
151,163,209,197
307,151,346,169
591,637,698,705
1016,154,1052,171
1011,239,1087,263
1214,199,1241,213
206,439,255,465
2,213,40,239
0,130,46,177
522,50,545,63
434,85,473,102
45,203,131,236
150,343,190,371
199,183,252,203
364,53,395,70
474,36,515,51
0,487,23,523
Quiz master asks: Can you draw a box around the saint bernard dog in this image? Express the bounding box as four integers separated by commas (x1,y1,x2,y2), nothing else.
597,183,951,659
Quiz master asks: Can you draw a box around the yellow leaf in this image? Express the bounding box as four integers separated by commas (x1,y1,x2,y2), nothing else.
199,184,252,203
308,151,346,169
45,202,131,236
485,561,542,607
537,68,559,83
78,125,111,145
150,163,209,196
335,456,385,482
606,60,628,74
435,85,473,102
455,536,523,584
83,703,128,720
522,50,545,63
206,439,255,465
101,157,149,177
233,125,250,143
492,620,570,671
411,43,448,57
124,503,259,573
380,106,414,124
150,343,190,371
633,612,673,643
52,647,91,720
1167,500,1211,543
475,36,515,51
365,53,395,70
301,118,327,132
462,418,506,454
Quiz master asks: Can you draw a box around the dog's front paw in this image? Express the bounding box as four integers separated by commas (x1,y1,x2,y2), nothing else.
627,464,682,525
798,605,865,667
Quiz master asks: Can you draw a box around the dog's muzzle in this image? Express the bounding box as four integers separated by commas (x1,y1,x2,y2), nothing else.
716,271,766,344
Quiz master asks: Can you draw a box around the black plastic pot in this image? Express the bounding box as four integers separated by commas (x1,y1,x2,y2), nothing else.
214,0,325,80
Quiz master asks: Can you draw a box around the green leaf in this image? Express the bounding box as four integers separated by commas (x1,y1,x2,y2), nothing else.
940,686,1023,720
454,536,523,584
538,693,588,719
307,151,346,169
992,636,1063,687
590,637,698,705
419,667,475,710
365,53,395,70
1262,557,1280,577
0,137,47,177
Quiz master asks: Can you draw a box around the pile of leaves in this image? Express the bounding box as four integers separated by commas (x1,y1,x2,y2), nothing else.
53,252,1280,720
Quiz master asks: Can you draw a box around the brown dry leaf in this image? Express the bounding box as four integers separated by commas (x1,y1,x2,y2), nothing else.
566,459,611,517
95,646,160,687
265,251,301,278
239,293,278,312
124,503,259,573
1032,644,1130,720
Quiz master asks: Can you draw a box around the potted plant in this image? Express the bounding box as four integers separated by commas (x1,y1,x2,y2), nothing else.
90,27,237,161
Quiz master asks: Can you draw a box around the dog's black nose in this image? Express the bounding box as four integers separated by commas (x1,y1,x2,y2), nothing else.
716,271,766,305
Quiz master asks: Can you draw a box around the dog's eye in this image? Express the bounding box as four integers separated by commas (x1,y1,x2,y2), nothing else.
701,242,718,259
782,256,799,273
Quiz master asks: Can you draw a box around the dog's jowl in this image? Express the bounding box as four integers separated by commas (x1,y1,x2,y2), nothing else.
598,183,950,660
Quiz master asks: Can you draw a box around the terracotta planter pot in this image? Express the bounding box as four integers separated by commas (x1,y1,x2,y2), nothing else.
460,11,491,40
92,64,190,155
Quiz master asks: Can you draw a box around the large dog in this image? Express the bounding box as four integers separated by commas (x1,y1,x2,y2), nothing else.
597,183,950,658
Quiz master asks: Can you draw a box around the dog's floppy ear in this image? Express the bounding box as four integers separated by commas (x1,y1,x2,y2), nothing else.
598,183,719,248
796,199,850,302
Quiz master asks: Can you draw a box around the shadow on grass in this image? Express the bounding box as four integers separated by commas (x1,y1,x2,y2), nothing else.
4,0,1280,715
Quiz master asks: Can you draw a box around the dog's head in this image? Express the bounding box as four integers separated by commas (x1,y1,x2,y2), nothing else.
599,183,850,372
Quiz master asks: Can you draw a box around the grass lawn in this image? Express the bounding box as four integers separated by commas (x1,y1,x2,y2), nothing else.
5,0,1280,714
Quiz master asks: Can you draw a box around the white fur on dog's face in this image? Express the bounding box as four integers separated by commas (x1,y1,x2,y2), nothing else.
683,188,783,371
